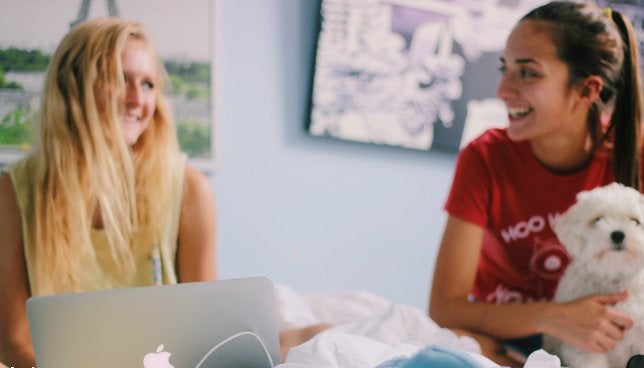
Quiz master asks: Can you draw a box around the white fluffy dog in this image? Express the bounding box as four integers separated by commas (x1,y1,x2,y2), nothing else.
548,183,644,368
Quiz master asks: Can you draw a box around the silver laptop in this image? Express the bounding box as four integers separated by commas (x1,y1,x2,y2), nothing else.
27,277,280,368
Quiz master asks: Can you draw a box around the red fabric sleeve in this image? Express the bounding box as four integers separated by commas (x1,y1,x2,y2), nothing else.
443,142,491,228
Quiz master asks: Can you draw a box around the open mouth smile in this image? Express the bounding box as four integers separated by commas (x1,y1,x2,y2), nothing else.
507,106,533,119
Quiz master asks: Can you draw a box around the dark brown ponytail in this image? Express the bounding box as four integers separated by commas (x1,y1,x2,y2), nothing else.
609,10,641,190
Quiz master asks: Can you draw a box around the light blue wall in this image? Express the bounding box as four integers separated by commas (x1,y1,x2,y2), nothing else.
213,0,458,310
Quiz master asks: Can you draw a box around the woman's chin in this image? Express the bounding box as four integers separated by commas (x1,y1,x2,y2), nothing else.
122,123,148,146
506,121,531,142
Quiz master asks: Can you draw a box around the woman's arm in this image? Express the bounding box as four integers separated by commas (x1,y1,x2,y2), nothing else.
176,165,217,282
430,215,548,339
0,174,36,367
429,215,633,355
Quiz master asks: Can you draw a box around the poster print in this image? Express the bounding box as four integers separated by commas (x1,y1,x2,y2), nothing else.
308,0,644,152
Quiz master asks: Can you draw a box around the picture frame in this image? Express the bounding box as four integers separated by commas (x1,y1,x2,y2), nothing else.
0,0,217,170
307,0,548,152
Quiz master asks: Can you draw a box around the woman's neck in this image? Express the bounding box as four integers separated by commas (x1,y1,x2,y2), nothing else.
530,132,594,174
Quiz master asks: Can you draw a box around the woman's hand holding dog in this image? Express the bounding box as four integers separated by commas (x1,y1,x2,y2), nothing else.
544,291,633,353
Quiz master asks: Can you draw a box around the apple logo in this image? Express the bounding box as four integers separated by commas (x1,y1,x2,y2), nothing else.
143,344,175,368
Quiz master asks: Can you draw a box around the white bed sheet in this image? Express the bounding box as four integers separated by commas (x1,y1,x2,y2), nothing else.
273,283,560,368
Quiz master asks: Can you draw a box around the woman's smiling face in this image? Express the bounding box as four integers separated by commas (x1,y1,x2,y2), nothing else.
497,20,585,144
120,38,157,146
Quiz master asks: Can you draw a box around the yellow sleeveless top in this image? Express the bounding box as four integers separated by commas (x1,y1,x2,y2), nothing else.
6,154,186,294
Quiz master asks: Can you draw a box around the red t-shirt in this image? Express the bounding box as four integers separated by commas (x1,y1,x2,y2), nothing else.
444,128,615,303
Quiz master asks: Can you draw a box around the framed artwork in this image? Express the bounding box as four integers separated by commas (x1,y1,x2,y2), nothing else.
0,0,217,169
307,0,547,152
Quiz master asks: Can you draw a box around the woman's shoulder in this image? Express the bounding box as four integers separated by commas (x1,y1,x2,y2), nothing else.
183,164,213,200
467,127,512,147
179,164,215,230
461,127,523,159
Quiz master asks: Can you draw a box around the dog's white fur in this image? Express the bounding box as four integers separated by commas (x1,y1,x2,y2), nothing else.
547,183,644,368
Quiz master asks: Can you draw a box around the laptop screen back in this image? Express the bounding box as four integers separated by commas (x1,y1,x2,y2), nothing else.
27,277,280,368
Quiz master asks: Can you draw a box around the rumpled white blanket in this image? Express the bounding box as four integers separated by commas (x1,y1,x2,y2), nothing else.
273,283,560,368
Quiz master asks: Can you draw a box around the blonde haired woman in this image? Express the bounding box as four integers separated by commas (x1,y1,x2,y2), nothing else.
0,18,216,366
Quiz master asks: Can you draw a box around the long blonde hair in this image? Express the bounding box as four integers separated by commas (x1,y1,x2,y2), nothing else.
29,18,179,295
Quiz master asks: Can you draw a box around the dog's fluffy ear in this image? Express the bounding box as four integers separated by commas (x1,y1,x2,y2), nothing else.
574,187,592,203
554,192,587,253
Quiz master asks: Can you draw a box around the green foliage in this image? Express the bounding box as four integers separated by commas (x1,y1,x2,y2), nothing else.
0,107,35,148
164,60,210,84
168,74,210,100
0,69,23,90
176,119,211,157
164,60,210,100
0,54,213,156
0,47,50,72
165,61,212,155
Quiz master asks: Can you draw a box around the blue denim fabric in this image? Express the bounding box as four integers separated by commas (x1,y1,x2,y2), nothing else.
376,345,485,368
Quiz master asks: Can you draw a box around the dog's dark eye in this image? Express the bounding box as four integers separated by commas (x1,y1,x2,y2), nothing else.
591,216,603,225
632,218,641,225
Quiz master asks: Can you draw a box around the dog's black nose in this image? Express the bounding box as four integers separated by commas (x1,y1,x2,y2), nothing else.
627,354,644,368
611,230,625,243
610,230,625,249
